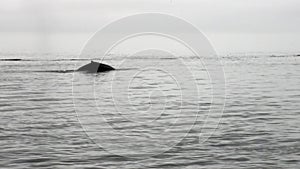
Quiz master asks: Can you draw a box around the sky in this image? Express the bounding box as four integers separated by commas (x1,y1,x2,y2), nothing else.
0,0,299,55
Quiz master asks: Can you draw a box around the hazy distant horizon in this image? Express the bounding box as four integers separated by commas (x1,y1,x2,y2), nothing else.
0,0,300,56
1,32,300,57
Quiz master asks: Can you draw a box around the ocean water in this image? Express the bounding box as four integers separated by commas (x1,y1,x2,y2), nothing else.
0,54,299,168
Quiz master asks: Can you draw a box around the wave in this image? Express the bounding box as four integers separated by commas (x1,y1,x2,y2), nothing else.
1,54,299,62
0,57,178,61
31,68,136,73
34,70,75,73
0,58,93,62
0,59,23,61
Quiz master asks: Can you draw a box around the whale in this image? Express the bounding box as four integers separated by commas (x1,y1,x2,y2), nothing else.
77,61,115,73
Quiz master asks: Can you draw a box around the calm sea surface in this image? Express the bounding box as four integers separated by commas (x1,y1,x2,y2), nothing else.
0,54,299,168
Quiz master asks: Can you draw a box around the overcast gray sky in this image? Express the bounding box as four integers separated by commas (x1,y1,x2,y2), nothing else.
0,0,299,55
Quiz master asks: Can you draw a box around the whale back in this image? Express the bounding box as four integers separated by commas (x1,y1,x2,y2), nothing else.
77,61,115,73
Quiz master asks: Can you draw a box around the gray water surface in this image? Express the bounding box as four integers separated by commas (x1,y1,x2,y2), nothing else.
0,55,299,168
